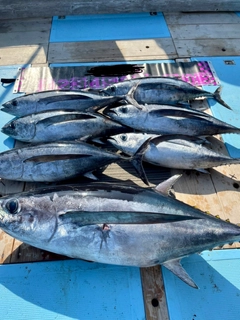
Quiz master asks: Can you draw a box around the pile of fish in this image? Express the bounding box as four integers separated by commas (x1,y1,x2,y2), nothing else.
1,77,239,178
0,76,240,288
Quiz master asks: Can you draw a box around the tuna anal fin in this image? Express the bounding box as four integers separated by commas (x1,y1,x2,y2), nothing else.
162,258,198,289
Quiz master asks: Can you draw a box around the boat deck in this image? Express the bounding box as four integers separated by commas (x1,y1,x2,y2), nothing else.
1,12,240,320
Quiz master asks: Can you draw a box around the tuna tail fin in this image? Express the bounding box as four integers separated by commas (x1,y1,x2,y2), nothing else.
162,258,198,289
130,137,151,185
213,87,232,110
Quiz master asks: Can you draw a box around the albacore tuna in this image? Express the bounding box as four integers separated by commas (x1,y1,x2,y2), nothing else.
99,76,232,110
0,141,148,183
1,90,121,117
108,133,240,171
104,104,240,136
1,110,131,143
0,177,239,288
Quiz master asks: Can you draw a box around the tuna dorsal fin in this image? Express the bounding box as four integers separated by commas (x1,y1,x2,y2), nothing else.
162,258,198,289
59,210,198,225
154,174,182,196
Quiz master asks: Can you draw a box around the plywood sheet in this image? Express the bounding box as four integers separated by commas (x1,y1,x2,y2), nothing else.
164,12,240,24
174,39,240,57
169,23,240,40
48,38,177,63
0,45,48,66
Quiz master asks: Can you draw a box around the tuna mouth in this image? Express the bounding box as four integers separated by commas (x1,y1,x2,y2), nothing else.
1,125,14,136
103,108,117,116
1,101,11,108
107,137,118,148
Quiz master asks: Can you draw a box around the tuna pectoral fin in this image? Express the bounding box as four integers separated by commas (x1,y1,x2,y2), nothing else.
24,154,92,164
60,210,199,225
83,171,98,180
162,258,198,289
213,87,232,110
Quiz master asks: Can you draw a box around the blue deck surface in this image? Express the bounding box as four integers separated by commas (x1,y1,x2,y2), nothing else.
50,13,171,42
162,249,240,320
0,66,24,151
192,57,240,158
0,259,145,320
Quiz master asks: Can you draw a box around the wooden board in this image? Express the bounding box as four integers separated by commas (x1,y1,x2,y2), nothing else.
169,24,240,40
0,45,48,66
1,1,240,19
0,18,51,66
164,12,240,25
173,39,240,57
48,39,177,63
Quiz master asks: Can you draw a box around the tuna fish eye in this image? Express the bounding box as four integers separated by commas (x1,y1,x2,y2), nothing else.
12,100,18,106
120,134,127,141
10,122,16,129
5,199,19,214
120,106,128,114
110,87,116,93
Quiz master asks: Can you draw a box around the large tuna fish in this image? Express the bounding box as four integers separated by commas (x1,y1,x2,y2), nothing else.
0,177,239,288
1,90,121,117
104,104,240,136
1,111,130,143
99,76,232,110
108,133,240,171
0,141,147,183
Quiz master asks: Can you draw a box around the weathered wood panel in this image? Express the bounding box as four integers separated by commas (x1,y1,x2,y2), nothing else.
1,1,240,19
164,12,240,24
141,266,170,320
0,45,48,66
174,39,240,57
48,39,177,63
169,24,240,40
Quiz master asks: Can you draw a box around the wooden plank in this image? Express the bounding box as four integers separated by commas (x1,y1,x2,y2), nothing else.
0,31,50,47
164,12,240,25
141,266,169,320
174,39,240,57
48,39,177,63
169,24,240,40
1,1,240,19
0,18,52,33
0,45,48,66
